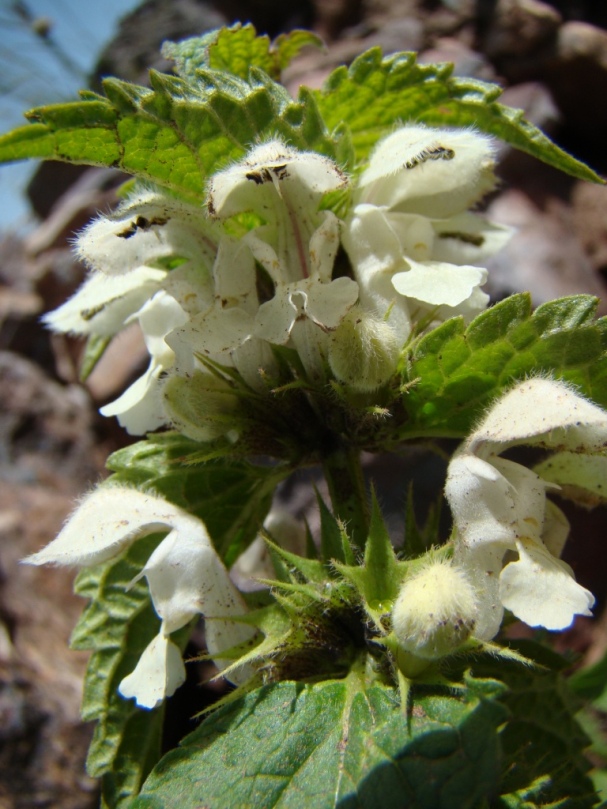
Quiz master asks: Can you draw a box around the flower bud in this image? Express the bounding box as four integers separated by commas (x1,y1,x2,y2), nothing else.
163,371,239,442
392,561,478,661
328,307,400,392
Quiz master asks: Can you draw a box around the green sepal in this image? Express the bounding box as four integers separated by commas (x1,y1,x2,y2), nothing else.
316,490,353,564
263,536,330,585
315,48,603,182
401,294,607,437
79,333,111,382
335,494,411,631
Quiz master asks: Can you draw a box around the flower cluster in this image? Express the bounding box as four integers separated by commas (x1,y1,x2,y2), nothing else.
46,125,508,435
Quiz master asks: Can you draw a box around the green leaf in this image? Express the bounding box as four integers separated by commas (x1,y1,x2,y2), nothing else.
471,644,597,808
162,24,323,83
314,49,602,182
0,57,337,203
131,674,507,809
569,647,607,710
71,535,165,808
105,433,282,565
401,294,607,437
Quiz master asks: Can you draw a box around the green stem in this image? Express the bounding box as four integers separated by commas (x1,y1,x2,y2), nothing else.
322,445,369,552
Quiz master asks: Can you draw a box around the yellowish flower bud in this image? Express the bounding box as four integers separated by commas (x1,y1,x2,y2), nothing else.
328,307,400,392
392,561,478,661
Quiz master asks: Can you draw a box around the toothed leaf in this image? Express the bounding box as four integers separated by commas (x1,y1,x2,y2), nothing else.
401,294,607,437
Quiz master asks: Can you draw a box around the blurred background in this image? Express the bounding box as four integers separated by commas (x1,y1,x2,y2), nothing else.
1,1,607,806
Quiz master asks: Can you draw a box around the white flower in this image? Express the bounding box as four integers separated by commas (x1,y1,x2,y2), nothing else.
207,141,358,378
207,139,347,223
343,125,510,338
76,190,218,277
43,266,167,337
249,211,358,345
445,378,607,640
99,291,189,434
24,486,255,709
392,560,479,661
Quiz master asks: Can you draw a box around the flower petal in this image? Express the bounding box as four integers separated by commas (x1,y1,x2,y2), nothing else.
392,259,486,307
500,537,595,630
43,267,166,337
140,525,250,635
469,378,607,454
118,632,186,709
23,487,195,567
208,140,346,219
358,124,497,218
77,191,218,276
535,451,607,508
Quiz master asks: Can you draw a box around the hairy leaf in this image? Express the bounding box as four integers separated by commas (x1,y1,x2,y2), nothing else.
401,294,607,437
130,675,507,809
314,49,603,181
71,536,165,808
471,643,597,809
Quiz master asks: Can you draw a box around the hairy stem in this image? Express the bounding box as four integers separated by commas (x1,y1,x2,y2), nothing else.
322,445,369,552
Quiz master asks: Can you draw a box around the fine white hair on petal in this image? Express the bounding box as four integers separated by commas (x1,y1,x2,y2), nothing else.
207,138,347,219
118,632,186,709
42,266,167,337
23,486,195,568
75,190,218,276
468,377,607,455
358,124,496,218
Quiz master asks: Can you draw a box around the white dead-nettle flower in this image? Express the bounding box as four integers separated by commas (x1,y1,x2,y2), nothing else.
207,142,359,365
24,486,255,710
43,266,168,337
445,378,607,640
249,211,358,346
328,305,401,392
99,291,190,435
53,190,217,340
343,125,510,340
76,190,219,277
207,139,348,223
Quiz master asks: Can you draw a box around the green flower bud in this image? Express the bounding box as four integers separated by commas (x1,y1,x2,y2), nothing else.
163,371,239,442
392,561,478,662
328,306,400,392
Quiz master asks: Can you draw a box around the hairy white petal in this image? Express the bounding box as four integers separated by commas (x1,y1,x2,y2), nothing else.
359,125,496,218
208,139,346,219
43,267,166,337
118,633,186,709
23,487,198,567
469,378,607,454
77,191,218,276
